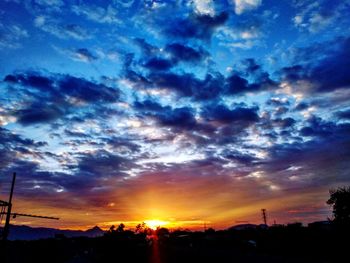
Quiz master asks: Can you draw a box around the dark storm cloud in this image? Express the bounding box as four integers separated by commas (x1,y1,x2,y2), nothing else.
0,158,119,207
141,44,209,71
202,104,259,124
74,150,136,177
157,107,197,129
0,127,47,148
132,101,260,149
133,100,217,141
146,71,223,100
294,102,309,111
124,52,276,101
134,100,197,130
15,102,65,125
336,109,350,119
310,37,350,92
241,58,261,74
4,73,54,91
164,12,229,40
165,43,209,63
259,121,350,188
299,116,337,137
224,74,256,94
5,72,119,103
3,71,120,125
282,37,350,93
58,75,118,102
143,57,174,71
273,117,296,129
222,149,258,165
0,127,47,172
133,99,168,112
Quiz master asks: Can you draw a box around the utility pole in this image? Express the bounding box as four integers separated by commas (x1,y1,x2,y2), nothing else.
261,208,267,225
1,172,59,241
2,172,16,241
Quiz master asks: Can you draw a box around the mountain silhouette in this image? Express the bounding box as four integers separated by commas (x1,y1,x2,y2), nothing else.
0,225,104,240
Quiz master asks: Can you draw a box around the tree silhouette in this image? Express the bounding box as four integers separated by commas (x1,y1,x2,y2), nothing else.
117,223,125,232
327,186,350,225
135,222,147,234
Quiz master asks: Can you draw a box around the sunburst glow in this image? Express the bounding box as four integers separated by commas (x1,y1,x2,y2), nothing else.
144,219,169,230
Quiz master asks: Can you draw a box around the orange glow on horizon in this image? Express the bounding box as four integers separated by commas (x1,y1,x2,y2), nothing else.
144,219,168,230
2,173,333,231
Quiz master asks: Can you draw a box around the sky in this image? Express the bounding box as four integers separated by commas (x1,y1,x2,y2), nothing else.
0,0,350,230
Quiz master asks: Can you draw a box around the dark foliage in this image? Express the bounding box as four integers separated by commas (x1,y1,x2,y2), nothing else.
1,223,349,263
327,186,350,225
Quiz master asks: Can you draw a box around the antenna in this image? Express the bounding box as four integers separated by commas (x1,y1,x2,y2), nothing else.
261,208,267,225
2,172,16,241
0,172,59,241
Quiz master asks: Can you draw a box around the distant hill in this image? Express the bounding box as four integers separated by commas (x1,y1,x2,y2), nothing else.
0,225,105,240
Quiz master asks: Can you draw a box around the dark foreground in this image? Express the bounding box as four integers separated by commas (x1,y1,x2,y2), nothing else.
1,224,349,263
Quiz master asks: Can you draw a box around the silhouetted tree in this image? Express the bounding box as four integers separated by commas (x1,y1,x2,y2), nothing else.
135,222,147,234
135,222,153,235
109,225,116,233
117,223,125,232
327,186,350,225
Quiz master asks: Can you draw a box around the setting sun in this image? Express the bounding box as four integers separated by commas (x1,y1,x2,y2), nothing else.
144,219,169,230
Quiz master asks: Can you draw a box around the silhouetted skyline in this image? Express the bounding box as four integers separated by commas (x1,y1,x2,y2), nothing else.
0,0,350,230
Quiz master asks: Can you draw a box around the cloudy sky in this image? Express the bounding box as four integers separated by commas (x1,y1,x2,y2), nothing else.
0,0,350,230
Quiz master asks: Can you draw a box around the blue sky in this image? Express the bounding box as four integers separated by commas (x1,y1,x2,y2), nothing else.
0,0,350,229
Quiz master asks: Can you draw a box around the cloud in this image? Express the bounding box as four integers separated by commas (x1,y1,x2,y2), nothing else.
202,104,259,124
0,23,29,49
292,0,350,33
0,127,48,170
299,116,337,138
156,107,197,129
53,46,98,62
165,43,209,63
71,48,98,62
233,0,262,15
279,37,350,96
260,121,350,189
58,75,119,103
3,72,120,125
35,0,64,7
124,53,274,101
193,0,215,16
336,109,350,119
145,71,225,101
133,38,159,57
14,102,65,125
34,16,91,40
74,150,136,177
143,57,174,71
71,4,120,24
164,12,229,40
216,14,264,50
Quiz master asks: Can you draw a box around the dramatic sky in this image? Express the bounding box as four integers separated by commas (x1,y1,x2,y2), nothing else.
1,0,350,230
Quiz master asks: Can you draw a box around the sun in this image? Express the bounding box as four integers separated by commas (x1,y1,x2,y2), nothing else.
144,219,168,230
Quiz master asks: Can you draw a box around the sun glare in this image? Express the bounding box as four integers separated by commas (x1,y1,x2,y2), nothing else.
144,219,168,230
